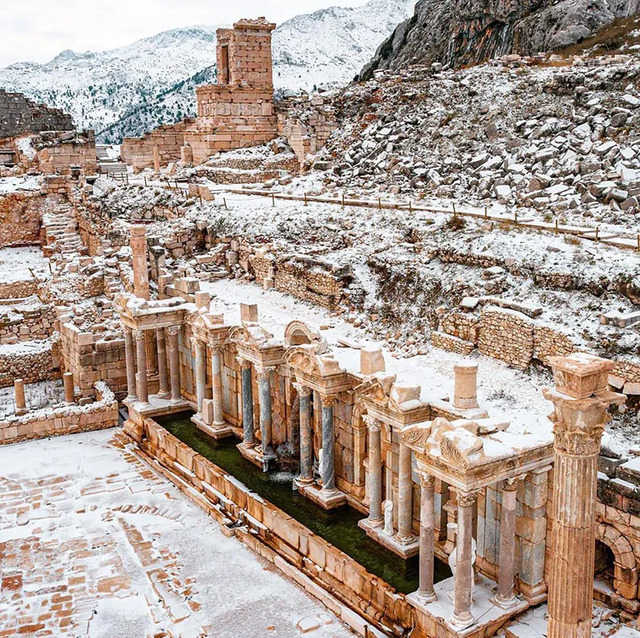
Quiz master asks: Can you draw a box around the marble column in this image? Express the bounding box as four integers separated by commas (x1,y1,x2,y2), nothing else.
63,371,74,404
193,338,206,414
365,415,383,526
493,477,520,609
210,345,225,427
296,384,313,485
450,490,478,629
257,367,275,462
156,328,170,398
396,442,414,543
166,326,181,403
124,327,138,401
134,329,149,404
544,354,624,638
320,395,337,493
418,473,437,602
240,359,255,447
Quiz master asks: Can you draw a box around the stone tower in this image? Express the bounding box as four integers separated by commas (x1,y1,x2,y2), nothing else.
184,17,278,163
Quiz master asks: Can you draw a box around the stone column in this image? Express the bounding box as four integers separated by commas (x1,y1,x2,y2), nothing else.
320,395,338,493
396,441,414,543
14,378,26,415
240,359,255,447
257,367,276,463
418,473,437,602
450,490,479,629
124,327,138,401
210,345,225,427
166,326,181,403
365,415,383,526
63,371,74,404
296,384,313,485
130,225,150,300
544,353,624,638
134,329,149,404
193,338,206,414
453,363,479,410
493,477,519,609
156,328,170,398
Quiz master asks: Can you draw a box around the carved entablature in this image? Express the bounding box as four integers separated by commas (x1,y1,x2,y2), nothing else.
229,323,284,368
406,416,553,491
189,311,228,345
115,292,192,331
356,375,430,429
285,347,354,396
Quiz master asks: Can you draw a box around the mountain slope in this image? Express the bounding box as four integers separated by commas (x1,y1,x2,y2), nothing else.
360,0,640,78
0,0,414,142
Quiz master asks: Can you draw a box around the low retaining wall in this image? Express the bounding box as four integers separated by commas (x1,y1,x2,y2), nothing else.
126,415,414,637
0,381,118,445
0,339,58,388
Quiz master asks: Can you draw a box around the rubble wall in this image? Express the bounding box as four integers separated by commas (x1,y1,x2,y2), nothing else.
478,307,534,370
0,381,118,445
0,340,59,388
0,89,74,140
0,192,43,247
0,303,55,345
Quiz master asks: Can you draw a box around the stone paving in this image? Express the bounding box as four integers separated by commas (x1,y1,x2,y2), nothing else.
0,429,354,638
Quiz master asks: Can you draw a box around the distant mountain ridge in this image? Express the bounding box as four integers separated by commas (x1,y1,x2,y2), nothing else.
0,0,414,142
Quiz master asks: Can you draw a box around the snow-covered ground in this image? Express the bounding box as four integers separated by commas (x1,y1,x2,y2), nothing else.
0,378,63,419
0,429,355,637
0,245,50,284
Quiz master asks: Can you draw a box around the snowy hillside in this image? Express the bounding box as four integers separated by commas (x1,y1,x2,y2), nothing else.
0,0,414,142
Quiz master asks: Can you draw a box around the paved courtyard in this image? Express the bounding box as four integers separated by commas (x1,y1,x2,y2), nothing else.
0,429,354,638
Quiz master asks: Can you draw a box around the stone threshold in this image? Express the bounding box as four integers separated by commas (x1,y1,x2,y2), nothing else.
358,517,419,559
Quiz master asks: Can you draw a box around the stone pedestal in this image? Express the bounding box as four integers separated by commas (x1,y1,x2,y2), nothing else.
453,363,479,410
544,353,625,638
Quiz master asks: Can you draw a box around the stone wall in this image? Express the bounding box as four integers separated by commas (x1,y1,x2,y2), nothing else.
121,120,194,172
58,322,127,399
0,381,118,445
0,279,39,300
37,134,98,175
478,307,534,370
0,192,43,247
0,89,73,140
0,339,59,388
0,301,55,345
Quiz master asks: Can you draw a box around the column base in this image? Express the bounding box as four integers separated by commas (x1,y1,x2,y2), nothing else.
192,414,234,439
298,482,347,510
490,593,520,610
408,575,529,638
293,476,315,490
126,395,190,417
238,442,276,471
448,612,475,631
358,517,420,558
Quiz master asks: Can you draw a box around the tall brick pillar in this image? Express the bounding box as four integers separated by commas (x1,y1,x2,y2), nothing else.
130,225,150,300
544,353,625,638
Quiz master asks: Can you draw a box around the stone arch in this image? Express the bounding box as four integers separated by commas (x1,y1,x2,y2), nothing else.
597,523,639,600
284,320,328,352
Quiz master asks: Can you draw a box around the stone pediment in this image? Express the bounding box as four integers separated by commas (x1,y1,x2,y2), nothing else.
285,347,344,378
229,323,277,350
357,375,422,413
284,320,328,353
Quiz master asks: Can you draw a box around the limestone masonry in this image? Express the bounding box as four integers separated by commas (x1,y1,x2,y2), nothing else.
1,11,640,638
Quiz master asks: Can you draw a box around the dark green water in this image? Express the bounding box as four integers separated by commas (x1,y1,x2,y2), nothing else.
156,412,451,594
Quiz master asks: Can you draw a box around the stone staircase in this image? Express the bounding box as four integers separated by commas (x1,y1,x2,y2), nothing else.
102,244,126,300
41,204,86,267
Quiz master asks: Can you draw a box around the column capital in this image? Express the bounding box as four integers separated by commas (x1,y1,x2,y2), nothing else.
419,473,436,488
191,336,206,351
320,394,336,408
166,325,180,337
502,477,520,492
133,329,146,341
209,342,224,355
363,414,382,432
292,382,312,398
256,365,276,380
457,489,481,508
237,356,252,370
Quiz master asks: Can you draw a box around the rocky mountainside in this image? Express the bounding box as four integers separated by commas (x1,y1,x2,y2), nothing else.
304,50,640,233
0,0,414,142
361,0,640,78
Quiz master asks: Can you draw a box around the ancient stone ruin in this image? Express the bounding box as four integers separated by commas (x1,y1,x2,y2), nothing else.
1,11,640,638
